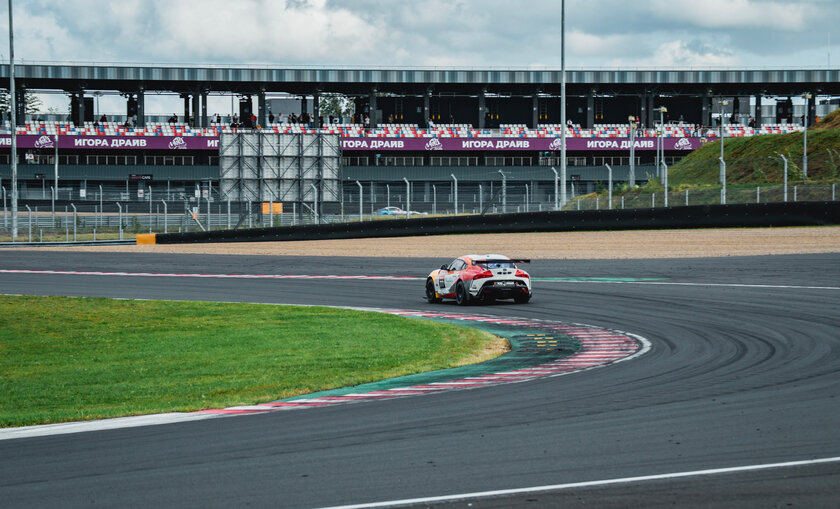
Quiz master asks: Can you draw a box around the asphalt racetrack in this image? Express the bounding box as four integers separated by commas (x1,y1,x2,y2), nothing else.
1,250,839,508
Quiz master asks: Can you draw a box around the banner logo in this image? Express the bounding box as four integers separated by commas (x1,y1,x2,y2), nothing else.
425,138,443,151
168,137,188,150
674,138,693,150
34,135,55,149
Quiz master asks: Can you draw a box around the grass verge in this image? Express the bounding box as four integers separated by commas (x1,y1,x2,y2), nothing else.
0,296,506,427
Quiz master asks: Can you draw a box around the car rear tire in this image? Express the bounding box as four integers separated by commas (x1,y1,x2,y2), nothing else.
455,281,470,306
426,279,441,303
514,292,531,304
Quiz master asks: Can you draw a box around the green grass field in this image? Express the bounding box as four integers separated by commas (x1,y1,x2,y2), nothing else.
0,296,503,427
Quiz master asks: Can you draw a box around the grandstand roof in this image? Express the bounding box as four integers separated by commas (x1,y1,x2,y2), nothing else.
2,63,838,96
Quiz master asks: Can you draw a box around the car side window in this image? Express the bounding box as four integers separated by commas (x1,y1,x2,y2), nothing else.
454,260,467,271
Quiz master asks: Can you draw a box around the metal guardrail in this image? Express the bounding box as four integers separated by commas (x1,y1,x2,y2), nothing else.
0,239,135,248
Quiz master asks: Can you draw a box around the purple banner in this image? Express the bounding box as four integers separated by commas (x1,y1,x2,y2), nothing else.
1,134,710,152
0,135,219,151
341,137,710,151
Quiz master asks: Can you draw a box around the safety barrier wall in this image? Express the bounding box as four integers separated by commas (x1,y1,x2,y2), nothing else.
153,201,840,244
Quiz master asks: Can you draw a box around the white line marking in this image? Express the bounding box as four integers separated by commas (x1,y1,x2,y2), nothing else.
541,279,840,290
0,269,420,281
318,456,840,509
0,412,213,441
2,269,835,290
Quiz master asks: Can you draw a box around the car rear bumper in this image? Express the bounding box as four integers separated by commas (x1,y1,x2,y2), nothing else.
475,280,531,300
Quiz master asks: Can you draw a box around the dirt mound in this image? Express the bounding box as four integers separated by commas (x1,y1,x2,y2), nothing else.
813,108,840,130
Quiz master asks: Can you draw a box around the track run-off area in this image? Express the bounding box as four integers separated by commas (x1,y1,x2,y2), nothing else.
1,250,839,508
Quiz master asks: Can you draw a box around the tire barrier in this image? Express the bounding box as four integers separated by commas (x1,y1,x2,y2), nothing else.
149,201,840,245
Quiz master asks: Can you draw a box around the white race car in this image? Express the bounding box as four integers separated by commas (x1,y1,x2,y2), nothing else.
426,254,532,305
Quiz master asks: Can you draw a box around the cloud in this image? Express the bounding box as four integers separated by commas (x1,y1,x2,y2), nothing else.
0,0,832,70
647,0,810,31
639,40,740,67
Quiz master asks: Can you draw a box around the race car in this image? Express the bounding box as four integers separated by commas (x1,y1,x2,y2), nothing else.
425,254,532,305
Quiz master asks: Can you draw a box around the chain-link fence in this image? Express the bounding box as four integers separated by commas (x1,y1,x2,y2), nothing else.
2,156,839,242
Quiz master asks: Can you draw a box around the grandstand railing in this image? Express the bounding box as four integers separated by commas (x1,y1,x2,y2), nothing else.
1,120,807,139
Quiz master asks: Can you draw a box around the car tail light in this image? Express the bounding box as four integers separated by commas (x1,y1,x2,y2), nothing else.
515,269,529,278
474,270,494,280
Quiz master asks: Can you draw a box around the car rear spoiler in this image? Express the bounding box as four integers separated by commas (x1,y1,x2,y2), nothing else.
473,259,531,264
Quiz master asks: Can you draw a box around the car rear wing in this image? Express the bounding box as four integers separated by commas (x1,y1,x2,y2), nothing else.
472,259,531,265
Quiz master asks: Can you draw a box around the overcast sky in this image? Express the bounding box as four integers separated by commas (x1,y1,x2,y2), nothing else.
3,0,836,114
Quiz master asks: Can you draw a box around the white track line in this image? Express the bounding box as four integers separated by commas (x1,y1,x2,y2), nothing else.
1,269,835,290
541,279,840,291
318,456,840,509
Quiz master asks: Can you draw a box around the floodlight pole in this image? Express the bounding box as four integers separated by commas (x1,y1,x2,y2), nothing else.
450,174,458,216
54,134,58,202
498,169,507,214
403,177,410,219
780,154,788,202
802,93,811,178
655,107,667,184
8,0,18,240
718,99,729,199
628,116,636,187
70,203,77,241
560,0,566,215
551,166,558,210
117,202,123,240
355,180,363,222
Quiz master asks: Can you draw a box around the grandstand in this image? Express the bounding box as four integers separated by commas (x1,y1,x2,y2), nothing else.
2,120,805,139
0,62,835,213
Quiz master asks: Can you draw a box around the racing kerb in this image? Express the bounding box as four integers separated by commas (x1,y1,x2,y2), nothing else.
196,309,649,415
0,308,650,440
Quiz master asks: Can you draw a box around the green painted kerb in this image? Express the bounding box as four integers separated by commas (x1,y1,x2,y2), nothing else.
281,317,581,401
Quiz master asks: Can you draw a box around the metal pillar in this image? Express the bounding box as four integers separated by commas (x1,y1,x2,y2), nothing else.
136,89,145,127
369,89,377,128
15,86,25,125
754,94,762,128
191,93,199,127
531,93,539,129
183,94,190,124
201,90,208,127
586,92,595,128
424,88,431,127
258,90,267,128
313,91,320,127
478,90,486,129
